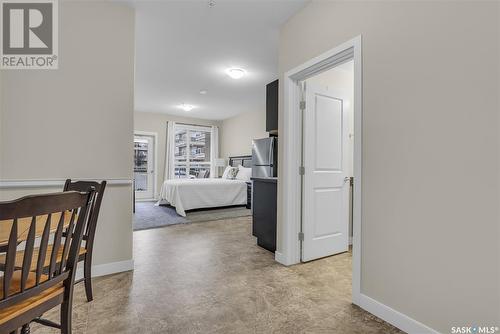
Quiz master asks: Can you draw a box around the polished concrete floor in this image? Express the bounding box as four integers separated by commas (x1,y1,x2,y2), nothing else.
32,216,403,333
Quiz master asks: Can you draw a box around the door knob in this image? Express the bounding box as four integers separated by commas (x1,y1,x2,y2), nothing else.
344,177,350,183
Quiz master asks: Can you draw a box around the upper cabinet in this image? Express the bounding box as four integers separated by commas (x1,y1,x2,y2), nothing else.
266,79,279,134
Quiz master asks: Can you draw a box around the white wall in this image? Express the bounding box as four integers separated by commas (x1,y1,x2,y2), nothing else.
0,2,135,270
220,110,268,159
134,111,221,198
279,1,499,332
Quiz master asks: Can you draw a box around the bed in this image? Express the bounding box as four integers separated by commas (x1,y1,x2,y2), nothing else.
156,156,252,216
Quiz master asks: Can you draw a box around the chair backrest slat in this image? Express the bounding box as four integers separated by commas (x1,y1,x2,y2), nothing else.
21,217,37,292
36,214,52,285
59,209,77,274
3,218,18,298
0,191,95,309
49,211,66,278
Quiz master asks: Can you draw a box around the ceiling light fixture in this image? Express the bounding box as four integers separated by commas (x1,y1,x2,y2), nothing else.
226,68,246,80
199,90,208,95
179,104,195,112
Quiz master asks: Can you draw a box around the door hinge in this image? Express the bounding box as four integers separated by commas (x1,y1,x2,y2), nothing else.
299,100,306,110
299,166,305,175
298,232,304,241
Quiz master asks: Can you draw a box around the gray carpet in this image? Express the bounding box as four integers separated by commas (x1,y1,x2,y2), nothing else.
133,201,251,231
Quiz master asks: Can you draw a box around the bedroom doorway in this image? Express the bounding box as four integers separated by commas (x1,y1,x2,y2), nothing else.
134,132,157,201
301,59,354,262
280,36,362,304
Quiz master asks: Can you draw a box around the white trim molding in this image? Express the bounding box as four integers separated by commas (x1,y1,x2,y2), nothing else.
75,259,134,281
357,294,439,334
0,178,132,189
274,251,287,265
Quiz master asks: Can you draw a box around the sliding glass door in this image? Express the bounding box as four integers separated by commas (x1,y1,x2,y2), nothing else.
174,125,212,178
134,134,155,199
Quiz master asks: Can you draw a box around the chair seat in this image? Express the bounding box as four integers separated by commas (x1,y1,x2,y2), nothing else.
0,271,64,325
0,246,87,272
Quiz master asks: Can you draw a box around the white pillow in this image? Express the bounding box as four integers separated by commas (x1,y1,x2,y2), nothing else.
222,166,239,179
222,166,231,179
236,165,252,181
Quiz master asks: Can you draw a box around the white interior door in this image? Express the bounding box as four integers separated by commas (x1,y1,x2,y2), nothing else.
302,83,349,262
134,135,155,199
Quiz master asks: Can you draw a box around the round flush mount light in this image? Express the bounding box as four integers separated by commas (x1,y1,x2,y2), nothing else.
226,68,246,80
199,90,208,95
178,104,195,112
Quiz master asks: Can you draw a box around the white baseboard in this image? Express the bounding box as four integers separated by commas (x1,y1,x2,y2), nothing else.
357,293,439,334
75,259,134,280
275,251,296,266
274,251,285,264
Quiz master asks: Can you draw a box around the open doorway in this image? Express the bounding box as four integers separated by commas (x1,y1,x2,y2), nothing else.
134,132,157,201
280,36,362,305
300,59,354,261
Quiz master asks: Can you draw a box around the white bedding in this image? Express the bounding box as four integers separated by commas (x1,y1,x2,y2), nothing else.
156,178,247,216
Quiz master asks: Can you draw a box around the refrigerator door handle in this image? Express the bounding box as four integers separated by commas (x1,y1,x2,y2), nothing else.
268,139,274,168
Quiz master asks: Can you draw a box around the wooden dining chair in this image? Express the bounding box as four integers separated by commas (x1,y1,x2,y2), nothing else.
62,179,106,302
0,190,95,334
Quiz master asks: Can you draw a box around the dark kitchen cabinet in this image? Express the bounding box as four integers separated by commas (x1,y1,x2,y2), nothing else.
251,177,277,253
266,79,279,134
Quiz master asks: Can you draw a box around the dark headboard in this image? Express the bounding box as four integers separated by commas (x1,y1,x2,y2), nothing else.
229,155,252,168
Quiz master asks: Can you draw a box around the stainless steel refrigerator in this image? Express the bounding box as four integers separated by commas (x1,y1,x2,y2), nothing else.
252,137,278,178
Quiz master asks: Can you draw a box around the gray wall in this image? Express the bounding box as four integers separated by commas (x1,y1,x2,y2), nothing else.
278,1,499,332
0,2,135,268
133,111,221,198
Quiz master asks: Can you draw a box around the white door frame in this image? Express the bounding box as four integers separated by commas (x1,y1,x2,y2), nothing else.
134,131,158,200
279,36,362,304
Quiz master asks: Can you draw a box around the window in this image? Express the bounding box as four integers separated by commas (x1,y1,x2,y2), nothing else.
134,134,156,199
174,124,212,178
134,138,149,190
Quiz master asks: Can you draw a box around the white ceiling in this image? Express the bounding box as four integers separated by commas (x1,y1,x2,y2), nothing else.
133,0,307,120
